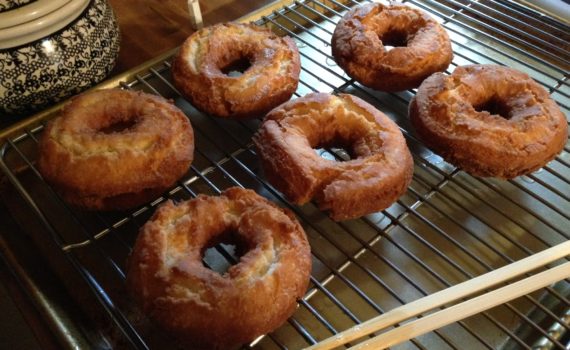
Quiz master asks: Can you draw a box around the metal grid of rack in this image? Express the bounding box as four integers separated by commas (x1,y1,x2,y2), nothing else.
0,0,568,349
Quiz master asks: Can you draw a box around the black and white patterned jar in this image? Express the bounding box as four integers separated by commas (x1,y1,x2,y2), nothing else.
0,0,120,119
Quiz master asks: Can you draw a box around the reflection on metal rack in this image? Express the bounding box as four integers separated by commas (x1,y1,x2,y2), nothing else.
0,0,568,349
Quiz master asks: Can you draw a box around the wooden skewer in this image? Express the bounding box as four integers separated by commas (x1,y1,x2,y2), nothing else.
350,261,570,350
304,240,570,350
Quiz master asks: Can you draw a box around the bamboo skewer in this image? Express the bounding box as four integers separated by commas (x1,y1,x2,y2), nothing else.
305,240,570,350
350,261,570,350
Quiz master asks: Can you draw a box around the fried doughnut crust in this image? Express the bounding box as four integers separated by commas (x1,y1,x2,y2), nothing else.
172,22,300,119
410,64,567,178
254,93,414,221
38,89,194,210
126,187,311,349
332,3,452,91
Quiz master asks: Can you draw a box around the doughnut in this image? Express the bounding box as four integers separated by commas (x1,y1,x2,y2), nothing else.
172,22,300,119
332,3,453,92
126,187,311,349
410,64,568,178
37,89,194,210
253,93,414,221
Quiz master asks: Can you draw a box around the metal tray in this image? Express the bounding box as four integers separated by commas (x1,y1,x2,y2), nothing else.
0,0,568,349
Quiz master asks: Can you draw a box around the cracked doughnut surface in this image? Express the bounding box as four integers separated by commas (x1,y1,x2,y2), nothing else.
38,89,194,210
253,93,414,221
410,64,567,178
126,187,311,349
332,3,452,92
172,22,300,118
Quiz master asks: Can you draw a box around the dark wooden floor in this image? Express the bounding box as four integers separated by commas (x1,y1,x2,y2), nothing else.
108,0,275,73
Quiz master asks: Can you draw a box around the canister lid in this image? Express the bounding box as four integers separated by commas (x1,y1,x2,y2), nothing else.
0,0,35,13
0,0,71,29
0,0,89,49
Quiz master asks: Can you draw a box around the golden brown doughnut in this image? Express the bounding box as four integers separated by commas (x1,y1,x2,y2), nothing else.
172,22,300,119
410,64,568,178
332,3,453,92
37,89,194,210
126,187,311,349
253,93,414,221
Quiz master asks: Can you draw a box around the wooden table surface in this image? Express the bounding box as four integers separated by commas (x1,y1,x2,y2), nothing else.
108,0,275,74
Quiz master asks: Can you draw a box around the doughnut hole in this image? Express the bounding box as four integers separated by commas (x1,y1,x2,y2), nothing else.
379,30,409,51
474,95,514,119
221,57,252,77
311,122,360,162
215,43,255,78
368,8,426,52
202,229,248,274
317,147,352,162
314,131,374,162
307,105,385,163
82,99,143,134
98,118,140,134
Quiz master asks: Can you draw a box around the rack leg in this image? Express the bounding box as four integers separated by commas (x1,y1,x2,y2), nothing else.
187,0,203,30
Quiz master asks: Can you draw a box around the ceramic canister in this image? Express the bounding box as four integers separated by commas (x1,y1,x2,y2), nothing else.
0,0,120,119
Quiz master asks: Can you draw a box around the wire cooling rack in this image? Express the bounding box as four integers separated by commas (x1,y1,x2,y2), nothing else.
0,0,569,349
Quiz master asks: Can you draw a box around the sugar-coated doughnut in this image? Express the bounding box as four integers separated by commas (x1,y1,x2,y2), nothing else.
172,22,300,119
38,89,194,210
254,93,414,221
126,187,312,349
332,3,452,92
410,64,567,178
